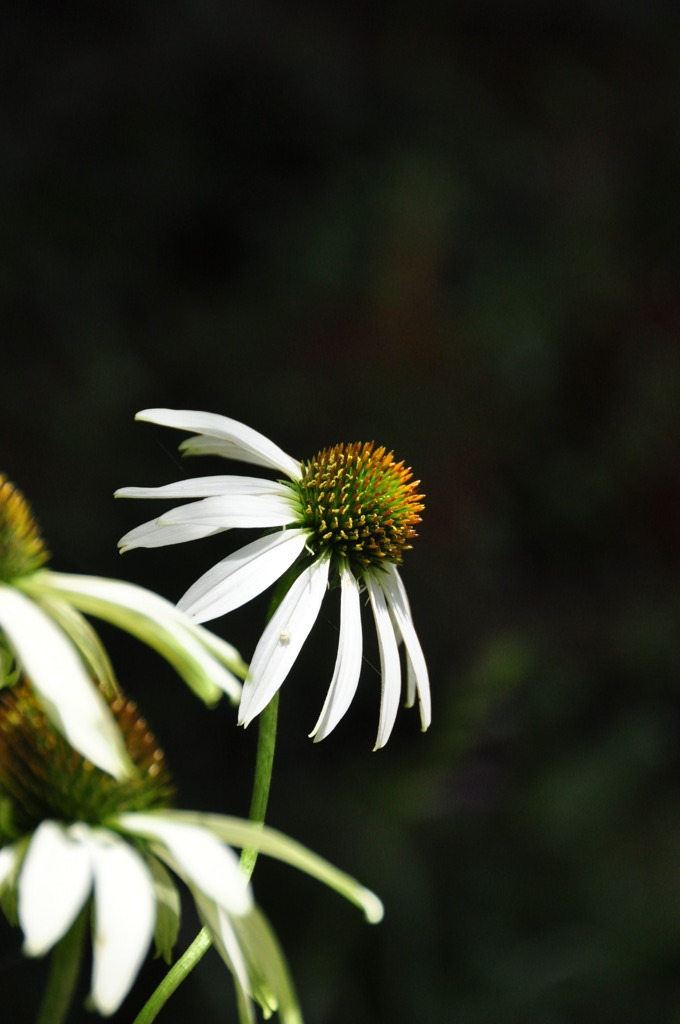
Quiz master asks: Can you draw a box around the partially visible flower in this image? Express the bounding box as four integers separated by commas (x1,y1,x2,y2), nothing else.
0,681,382,1019
0,474,246,778
117,409,431,748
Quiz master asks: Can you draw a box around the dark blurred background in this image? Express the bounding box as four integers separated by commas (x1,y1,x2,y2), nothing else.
2,1,680,1021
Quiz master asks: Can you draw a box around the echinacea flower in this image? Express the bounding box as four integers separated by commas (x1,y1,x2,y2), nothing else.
0,681,382,1019
0,474,246,779
117,409,431,749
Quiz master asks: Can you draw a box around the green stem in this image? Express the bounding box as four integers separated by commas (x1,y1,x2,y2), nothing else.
131,928,213,1024
240,690,279,880
132,577,288,1024
36,907,87,1024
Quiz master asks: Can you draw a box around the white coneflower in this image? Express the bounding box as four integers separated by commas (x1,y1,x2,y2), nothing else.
0,681,382,1019
117,409,431,749
0,474,246,779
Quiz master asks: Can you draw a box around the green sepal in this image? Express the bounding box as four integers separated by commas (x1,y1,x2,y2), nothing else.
147,854,181,964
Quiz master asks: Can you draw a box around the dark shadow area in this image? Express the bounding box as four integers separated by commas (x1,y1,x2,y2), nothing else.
1,1,679,1020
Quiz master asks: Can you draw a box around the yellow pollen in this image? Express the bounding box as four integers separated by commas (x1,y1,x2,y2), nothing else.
0,475,50,581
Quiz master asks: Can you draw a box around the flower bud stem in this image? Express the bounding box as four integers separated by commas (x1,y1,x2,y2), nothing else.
36,907,87,1024
132,584,286,1023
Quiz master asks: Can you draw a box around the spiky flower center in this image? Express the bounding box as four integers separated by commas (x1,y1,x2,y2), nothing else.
0,681,174,839
0,475,49,582
294,442,424,571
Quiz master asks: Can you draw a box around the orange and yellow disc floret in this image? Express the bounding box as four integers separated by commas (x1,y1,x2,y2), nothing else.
0,475,49,583
291,442,425,574
0,681,174,839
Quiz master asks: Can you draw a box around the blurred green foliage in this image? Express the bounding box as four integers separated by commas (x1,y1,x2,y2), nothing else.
1,1,679,1020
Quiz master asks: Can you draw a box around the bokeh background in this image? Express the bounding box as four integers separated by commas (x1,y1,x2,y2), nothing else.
2,2,680,1021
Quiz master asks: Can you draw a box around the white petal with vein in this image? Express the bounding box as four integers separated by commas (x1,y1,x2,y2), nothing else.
310,565,363,741
117,813,252,916
178,529,308,623
85,828,156,1016
0,585,131,778
239,556,330,727
366,574,402,750
136,409,301,480
19,821,92,955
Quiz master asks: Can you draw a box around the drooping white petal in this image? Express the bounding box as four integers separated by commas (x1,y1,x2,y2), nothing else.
116,813,252,916
82,827,156,1016
115,476,287,500
365,574,402,750
0,585,132,779
310,565,363,741
20,572,246,704
19,821,93,956
178,528,309,624
158,492,299,531
146,855,181,964
386,597,418,708
193,892,256,1024
135,409,302,481
226,905,304,1024
379,563,431,731
200,899,304,1024
118,516,224,552
156,809,384,924
404,649,417,709
239,556,331,728
0,844,20,891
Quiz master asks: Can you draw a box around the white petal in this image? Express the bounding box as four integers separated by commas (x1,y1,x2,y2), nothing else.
380,564,431,731
239,556,330,728
0,585,131,778
19,821,92,956
0,844,20,890
404,650,417,709
178,528,309,624
386,594,418,707
193,893,255,1023
159,493,299,530
135,409,302,481
24,572,245,703
115,476,287,500
159,809,384,925
116,813,252,916
310,565,363,741
118,516,223,551
365,574,402,750
83,828,156,1016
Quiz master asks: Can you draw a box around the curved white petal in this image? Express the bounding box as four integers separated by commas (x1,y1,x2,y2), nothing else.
178,529,309,624
239,556,330,728
115,476,287,500
21,572,246,703
404,650,417,709
154,809,384,925
379,564,431,731
19,821,93,956
193,893,255,1023
0,585,131,778
135,409,302,481
82,827,156,1016
116,813,252,916
310,565,363,741
159,493,299,531
365,574,402,750
118,516,224,551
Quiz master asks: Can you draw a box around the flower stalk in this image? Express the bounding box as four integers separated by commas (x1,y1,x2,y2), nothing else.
133,587,284,1023
36,907,87,1024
